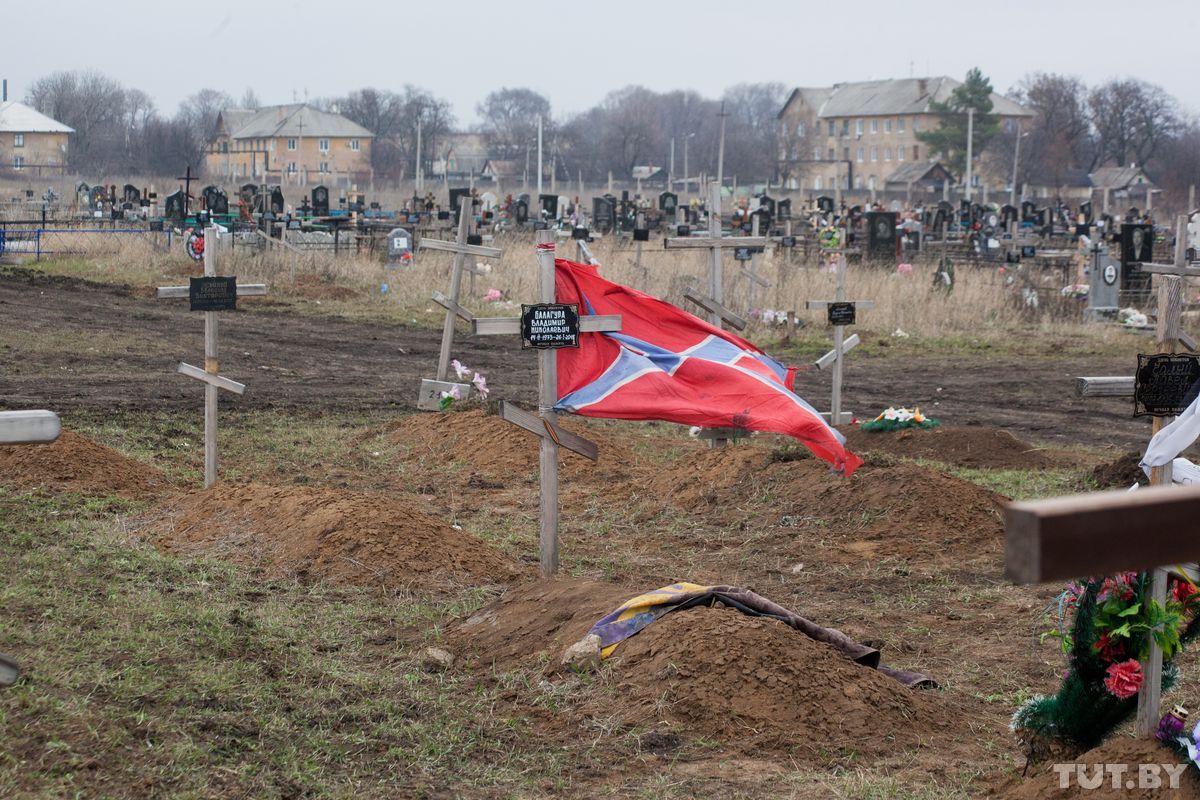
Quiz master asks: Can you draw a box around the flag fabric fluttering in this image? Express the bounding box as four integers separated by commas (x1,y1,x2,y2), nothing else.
553,259,862,476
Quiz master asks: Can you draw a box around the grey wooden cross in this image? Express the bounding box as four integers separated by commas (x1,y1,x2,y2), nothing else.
1037,216,1199,736
418,198,504,410
157,226,266,488
0,408,61,685
741,213,772,310
471,229,621,576
805,236,873,426
663,183,769,332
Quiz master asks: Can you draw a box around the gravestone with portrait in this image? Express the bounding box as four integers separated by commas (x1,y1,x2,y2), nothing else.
865,211,897,260
164,190,185,221
311,185,330,216
1123,223,1155,298
269,186,285,216
202,186,229,216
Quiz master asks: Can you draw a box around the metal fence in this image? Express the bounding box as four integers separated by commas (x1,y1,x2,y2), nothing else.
0,227,170,260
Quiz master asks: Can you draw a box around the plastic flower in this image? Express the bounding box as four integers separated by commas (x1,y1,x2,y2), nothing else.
896,263,913,274
883,408,899,421
1095,631,1126,662
1103,659,1144,699
472,372,489,399
1172,579,1198,606
484,288,503,302
451,360,472,380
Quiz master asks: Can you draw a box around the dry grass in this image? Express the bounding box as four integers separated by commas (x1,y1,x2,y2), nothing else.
13,221,1126,346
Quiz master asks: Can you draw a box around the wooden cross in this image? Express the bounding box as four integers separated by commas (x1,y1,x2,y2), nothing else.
741,213,772,310
417,199,503,410
0,408,61,685
471,229,621,576
1022,215,1199,736
663,182,769,332
157,226,266,488
805,236,873,426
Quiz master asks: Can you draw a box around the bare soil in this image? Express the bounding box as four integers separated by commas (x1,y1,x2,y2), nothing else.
0,268,1149,452
138,482,524,587
0,428,169,499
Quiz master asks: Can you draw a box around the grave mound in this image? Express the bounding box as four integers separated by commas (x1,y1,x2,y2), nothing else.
385,409,640,486
841,425,1055,469
994,736,1200,798
648,446,1005,562
140,482,522,586
452,581,951,758
0,429,169,499
1092,451,1144,489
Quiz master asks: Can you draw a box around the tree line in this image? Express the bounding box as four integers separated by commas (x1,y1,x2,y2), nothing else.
20,69,1200,206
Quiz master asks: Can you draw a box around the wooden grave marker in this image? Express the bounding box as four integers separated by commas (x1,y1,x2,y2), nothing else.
663,183,768,446
157,225,266,488
805,236,873,426
1036,216,1200,735
471,230,621,575
0,408,62,684
418,198,504,410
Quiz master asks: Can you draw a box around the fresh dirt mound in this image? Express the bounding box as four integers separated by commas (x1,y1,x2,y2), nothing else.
385,409,641,486
452,581,953,759
994,735,1200,798
0,429,169,499
648,446,1005,562
600,605,948,756
1092,451,1144,489
140,482,522,586
841,425,1057,469
452,578,632,668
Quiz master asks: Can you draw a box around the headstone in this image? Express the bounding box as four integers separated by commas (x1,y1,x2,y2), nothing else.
538,193,558,220
758,195,776,219
592,196,615,232
449,188,473,213
202,186,229,216
311,185,330,216
164,190,186,220
122,184,140,204
514,199,529,225
777,198,792,220
89,185,108,210
1123,223,1155,265
269,186,285,216
386,228,412,263
659,191,678,214
816,195,835,214
865,211,897,260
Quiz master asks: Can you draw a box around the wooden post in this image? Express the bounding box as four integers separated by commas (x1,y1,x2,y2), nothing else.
708,182,723,328
1189,184,1195,211
437,203,473,382
831,245,847,426
202,226,219,489
534,229,559,576
634,211,645,286
749,213,761,309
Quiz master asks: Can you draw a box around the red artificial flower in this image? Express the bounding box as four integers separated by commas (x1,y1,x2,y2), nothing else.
1095,632,1126,662
1172,579,1198,606
1104,659,1144,700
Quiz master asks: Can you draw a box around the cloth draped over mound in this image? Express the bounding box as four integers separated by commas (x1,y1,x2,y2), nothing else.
588,582,936,688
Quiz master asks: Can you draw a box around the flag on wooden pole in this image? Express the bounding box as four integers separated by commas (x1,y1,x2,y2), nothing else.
553,259,861,475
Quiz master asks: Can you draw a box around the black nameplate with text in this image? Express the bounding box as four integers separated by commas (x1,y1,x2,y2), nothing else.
521,303,580,349
734,247,753,261
1135,353,1200,417
189,276,237,312
827,302,856,326
781,236,796,248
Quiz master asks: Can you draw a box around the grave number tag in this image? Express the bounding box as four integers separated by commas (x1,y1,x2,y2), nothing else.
189,276,238,312
827,302,856,326
521,303,580,349
1134,353,1200,417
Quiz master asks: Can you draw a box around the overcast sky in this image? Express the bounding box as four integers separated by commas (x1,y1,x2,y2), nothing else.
6,0,1199,124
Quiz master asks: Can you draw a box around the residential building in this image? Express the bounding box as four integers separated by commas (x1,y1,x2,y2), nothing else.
432,133,490,180
776,77,1031,195
0,101,73,176
204,104,373,187
1089,166,1156,208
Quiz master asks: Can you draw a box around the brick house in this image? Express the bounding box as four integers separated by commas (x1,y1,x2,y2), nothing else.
776,77,1031,196
0,101,73,176
205,104,373,187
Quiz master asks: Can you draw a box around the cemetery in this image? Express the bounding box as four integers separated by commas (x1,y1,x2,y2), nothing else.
5,65,1200,799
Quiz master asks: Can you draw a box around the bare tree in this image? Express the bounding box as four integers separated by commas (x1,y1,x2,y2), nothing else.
477,88,551,160
721,82,789,182
1089,79,1180,168
239,88,261,111
26,70,129,173
176,88,234,149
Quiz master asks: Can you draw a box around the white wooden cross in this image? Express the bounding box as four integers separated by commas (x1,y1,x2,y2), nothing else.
662,183,769,447
805,235,873,426
157,226,266,488
0,408,61,685
471,229,621,576
1028,215,1200,736
418,198,504,410
663,182,769,332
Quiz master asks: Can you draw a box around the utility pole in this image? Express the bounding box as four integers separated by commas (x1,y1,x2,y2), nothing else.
716,103,728,196
1010,123,1022,208
669,137,675,191
965,107,975,204
416,117,422,191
